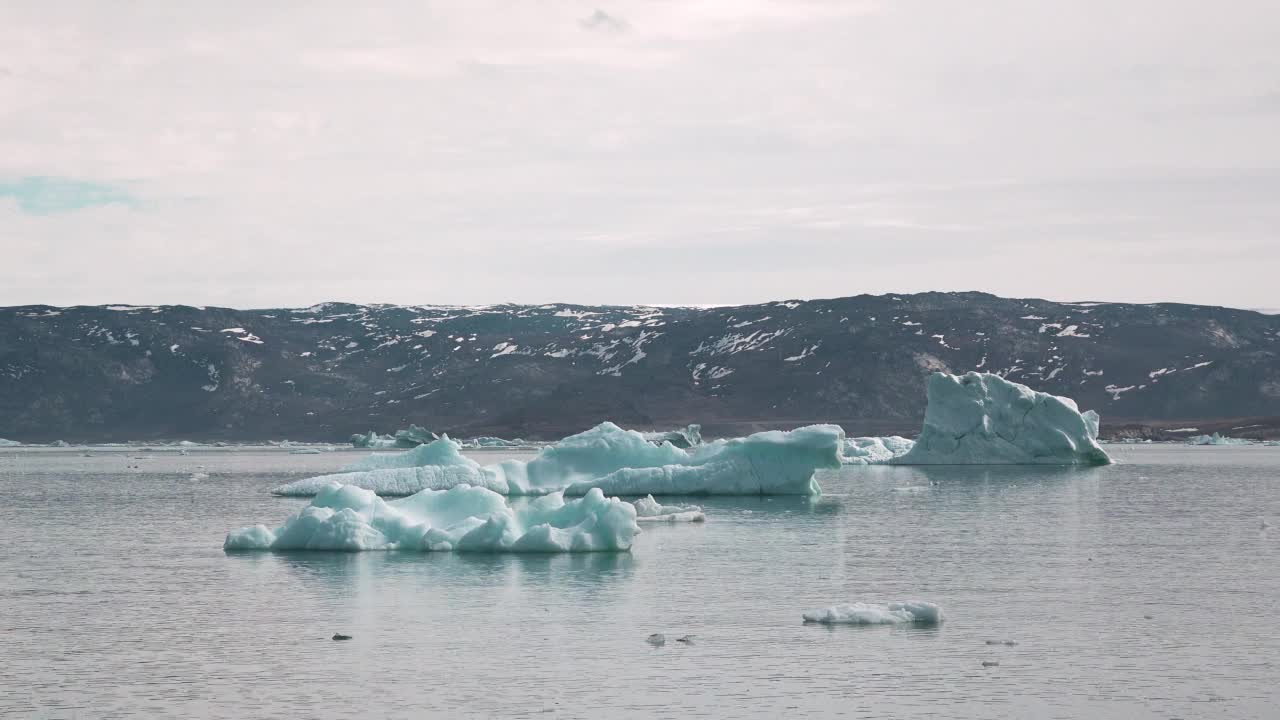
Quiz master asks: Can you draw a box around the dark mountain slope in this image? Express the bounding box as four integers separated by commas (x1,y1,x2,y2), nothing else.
2,293,1277,442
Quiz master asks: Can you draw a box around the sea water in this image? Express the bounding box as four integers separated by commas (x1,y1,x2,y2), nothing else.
1,444,1276,718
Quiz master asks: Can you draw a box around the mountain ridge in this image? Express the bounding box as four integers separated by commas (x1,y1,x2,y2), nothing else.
3,291,1278,442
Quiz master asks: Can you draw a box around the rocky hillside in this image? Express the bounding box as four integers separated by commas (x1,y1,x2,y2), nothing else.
2,293,1278,442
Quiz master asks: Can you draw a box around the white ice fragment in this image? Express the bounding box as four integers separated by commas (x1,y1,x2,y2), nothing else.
841,436,915,465
226,483,639,553
632,495,705,523
802,601,943,625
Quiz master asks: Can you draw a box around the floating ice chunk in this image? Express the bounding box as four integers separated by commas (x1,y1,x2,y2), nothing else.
632,495,706,523
842,435,915,464
274,422,843,497
459,436,533,449
802,601,943,625
346,436,479,472
646,633,666,646
564,424,843,496
1185,433,1252,446
392,424,437,447
350,431,397,449
0,438,20,447
891,372,1111,466
641,424,703,449
225,482,639,553
350,425,437,448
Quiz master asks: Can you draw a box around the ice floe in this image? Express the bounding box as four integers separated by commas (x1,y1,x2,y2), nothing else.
842,435,915,465
632,495,705,523
641,424,703,449
225,482,638,553
273,422,843,497
802,601,943,625
1186,433,1252,446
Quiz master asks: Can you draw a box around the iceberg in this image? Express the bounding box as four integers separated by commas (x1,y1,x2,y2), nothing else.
0,438,20,447
842,435,915,465
890,372,1111,466
632,495,705,523
641,424,703,449
273,422,844,497
802,601,943,625
349,431,397,449
350,424,438,448
392,424,437,447
459,436,533,449
1186,433,1252,446
225,482,639,553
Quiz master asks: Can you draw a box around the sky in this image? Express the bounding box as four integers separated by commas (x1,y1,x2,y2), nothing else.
2,0,1278,310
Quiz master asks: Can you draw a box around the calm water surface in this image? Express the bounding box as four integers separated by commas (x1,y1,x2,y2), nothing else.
1,445,1277,719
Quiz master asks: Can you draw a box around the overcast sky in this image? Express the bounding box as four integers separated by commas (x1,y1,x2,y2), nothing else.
2,1,1277,309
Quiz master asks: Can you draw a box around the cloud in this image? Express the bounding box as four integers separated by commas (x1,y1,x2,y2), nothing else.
579,9,630,34
0,1,1276,308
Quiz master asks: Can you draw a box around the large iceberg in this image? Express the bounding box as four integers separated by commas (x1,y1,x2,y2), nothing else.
889,372,1111,466
0,438,20,447
225,482,638,553
273,422,844,497
802,601,943,625
641,424,703,449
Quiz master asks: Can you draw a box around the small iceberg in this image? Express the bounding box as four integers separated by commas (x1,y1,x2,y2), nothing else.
0,438,20,447
641,424,703,449
350,431,396,449
889,372,1111,465
459,436,532,449
225,482,639,553
274,422,843,497
350,425,437,449
1186,433,1252,446
842,435,915,465
802,601,943,625
632,495,705,523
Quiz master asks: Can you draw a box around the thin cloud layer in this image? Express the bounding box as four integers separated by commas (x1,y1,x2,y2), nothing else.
0,0,1276,308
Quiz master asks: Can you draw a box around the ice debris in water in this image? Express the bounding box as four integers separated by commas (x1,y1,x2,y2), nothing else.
0,438,20,447
225,482,639,552
273,422,844,497
641,424,703,449
889,372,1111,465
802,601,943,625
632,495,706,523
